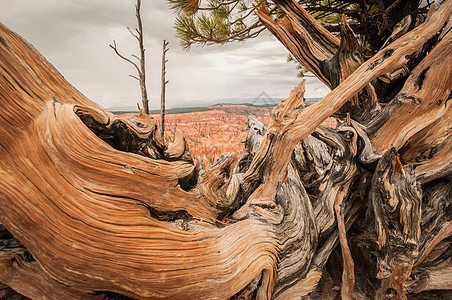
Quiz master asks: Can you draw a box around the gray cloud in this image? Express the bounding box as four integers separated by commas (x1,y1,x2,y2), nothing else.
0,0,330,109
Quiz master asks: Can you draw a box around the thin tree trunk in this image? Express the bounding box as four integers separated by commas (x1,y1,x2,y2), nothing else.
161,40,169,142
136,0,148,114
110,0,149,114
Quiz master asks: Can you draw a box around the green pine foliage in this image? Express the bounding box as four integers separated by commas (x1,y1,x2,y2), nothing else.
287,54,309,78
169,0,269,50
168,0,200,15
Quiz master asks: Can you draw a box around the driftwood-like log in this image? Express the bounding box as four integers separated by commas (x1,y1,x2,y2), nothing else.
1,0,452,299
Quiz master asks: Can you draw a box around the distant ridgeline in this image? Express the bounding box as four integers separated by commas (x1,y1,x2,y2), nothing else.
109,98,322,115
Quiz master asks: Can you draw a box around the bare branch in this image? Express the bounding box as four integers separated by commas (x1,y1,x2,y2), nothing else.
109,40,141,74
129,74,140,81
127,26,139,40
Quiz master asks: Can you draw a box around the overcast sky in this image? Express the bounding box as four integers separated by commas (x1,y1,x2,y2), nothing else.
0,0,330,109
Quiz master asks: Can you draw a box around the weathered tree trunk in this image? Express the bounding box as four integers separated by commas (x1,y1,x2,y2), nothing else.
0,0,451,299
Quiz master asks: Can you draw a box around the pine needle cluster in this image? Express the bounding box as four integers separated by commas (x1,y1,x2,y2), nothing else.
168,0,272,50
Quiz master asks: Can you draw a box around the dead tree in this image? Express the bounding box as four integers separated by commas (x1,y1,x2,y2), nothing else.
110,0,149,114
0,0,451,299
161,40,169,142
